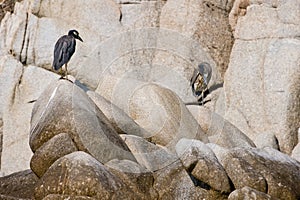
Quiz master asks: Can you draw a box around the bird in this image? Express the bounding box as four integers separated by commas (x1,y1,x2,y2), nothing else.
52,29,83,79
190,62,212,103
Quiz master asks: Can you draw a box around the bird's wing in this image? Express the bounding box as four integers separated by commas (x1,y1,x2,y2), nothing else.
53,36,68,70
190,68,199,86
53,36,76,70
64,38,76,61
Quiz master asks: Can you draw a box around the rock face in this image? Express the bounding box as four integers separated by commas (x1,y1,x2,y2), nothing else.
0,55,58,176
0,0,300,199
223,1,300,154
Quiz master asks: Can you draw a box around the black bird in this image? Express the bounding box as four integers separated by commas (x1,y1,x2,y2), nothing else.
190,62,212,102
52,29,83,79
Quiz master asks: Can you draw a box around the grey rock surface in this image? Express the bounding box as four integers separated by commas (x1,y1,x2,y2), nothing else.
176,138,231,193
29,80,136,163
224,1,300,154
228,186,276,200
120,83,208,148
106,159,156,199
188,106,256,148
87,90,150,137
153,160,226,200
120,134,178,172
223,147,300,199
0,0,299,199
0,55,58,176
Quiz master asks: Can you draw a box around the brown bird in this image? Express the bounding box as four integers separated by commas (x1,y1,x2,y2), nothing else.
190,62,212,102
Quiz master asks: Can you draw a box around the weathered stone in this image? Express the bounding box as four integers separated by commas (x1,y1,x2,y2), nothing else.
160,0,233,78
32,0,121,39
0,55,23,175
120,134,178,172
253,132,279,150
123,83,208,148
42,194,96,200
34,151,135,200
106,159,156,199
29,80,136,163
0,194,28,200
187,106,255,148
30,133,78,177
224,38,300,154
153,160,206,200
95,46,204,103
176,138,231,193
0,169,38,199
205,143,229,166
291,128,300,162
234,4,300,39
224,0,300,155
0,55,58,175
291,143,300,163
87,90,150,137
117,0,166,29
0,0,22,22
228,0,249,31
228,186,276,200
223,153,268,193
0,1,27,59
223,147,300,199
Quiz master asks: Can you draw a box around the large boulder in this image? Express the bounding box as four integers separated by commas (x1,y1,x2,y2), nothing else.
30,133,78,177
0,169,38,199
120,134,178,172
154,161,198,199
223,1,300,153
176,138,231,193
87,90,150,137
187,106,255,149
223,147,300,199
228,186,276,200
105,159,156,199
121,83,208,148
98,83,208,149
29,80,136,164
34,151,137,200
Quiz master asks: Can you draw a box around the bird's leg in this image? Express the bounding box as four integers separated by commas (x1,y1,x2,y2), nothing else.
59,68,64,79
200,91,204,105
65,63,68,79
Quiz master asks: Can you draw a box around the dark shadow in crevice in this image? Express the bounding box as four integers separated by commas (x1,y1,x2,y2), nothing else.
188,173,211,190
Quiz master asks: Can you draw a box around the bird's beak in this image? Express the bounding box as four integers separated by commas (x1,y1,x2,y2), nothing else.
77,36,83,42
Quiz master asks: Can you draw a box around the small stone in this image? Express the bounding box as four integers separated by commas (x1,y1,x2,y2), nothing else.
30,133,78,177
176,138,231,193
228,186,276,200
